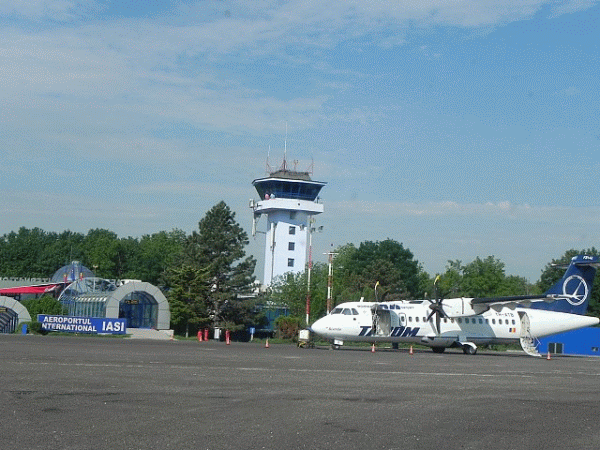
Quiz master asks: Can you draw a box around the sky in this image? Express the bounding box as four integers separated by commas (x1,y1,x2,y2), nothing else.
1,0,599,282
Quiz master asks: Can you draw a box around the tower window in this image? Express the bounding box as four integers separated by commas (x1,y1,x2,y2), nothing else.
289,226,295,235
287,258,294,267
288,242,295,251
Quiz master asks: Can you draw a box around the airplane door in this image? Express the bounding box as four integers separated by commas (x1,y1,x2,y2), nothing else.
372,307,401,336
518,311,540,357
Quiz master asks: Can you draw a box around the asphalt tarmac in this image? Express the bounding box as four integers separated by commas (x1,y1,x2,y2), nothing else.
2,335,600,450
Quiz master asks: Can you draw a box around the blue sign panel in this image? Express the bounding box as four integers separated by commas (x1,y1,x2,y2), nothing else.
38,315,127,335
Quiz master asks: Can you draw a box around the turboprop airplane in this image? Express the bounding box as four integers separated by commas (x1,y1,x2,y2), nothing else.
310,255,600,356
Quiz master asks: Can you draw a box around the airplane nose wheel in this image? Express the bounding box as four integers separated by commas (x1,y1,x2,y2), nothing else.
462,344,477,355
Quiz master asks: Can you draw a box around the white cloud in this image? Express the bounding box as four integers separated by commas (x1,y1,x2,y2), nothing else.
0,0,101,22
548,0,599,18
332,199,600,224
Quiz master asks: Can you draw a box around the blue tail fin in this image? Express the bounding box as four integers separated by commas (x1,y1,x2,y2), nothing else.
530,255,599,315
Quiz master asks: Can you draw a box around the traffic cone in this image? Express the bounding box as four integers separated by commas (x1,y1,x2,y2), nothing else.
409,345,414,355
265,338,270,348
546,351,551,360
371,344,376,353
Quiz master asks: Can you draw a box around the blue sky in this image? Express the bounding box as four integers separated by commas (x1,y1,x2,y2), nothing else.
1,0,599,281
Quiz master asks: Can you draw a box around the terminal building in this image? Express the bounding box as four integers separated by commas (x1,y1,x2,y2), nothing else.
0,261,170,334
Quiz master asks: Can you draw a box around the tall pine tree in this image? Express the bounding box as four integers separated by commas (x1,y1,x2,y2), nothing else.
166,201,257,334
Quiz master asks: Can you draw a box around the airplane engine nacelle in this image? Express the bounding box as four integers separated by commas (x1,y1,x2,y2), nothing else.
442,298,489,318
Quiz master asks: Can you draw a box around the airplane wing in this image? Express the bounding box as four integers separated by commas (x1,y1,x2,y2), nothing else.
439,294,569,317
471,294,560,306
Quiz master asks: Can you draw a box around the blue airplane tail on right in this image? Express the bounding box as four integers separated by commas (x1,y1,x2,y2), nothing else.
530,255,599,315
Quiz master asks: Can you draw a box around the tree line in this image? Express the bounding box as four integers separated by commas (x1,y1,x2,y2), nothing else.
2,202,599,336
270,243,600,320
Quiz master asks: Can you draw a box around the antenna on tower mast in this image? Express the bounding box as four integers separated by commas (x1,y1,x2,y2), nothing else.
283,122,288,172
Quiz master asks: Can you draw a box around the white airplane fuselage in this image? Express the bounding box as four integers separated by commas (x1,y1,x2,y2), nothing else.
310,300,599,352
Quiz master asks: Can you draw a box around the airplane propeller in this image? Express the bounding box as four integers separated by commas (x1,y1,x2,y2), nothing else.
427,275,446,335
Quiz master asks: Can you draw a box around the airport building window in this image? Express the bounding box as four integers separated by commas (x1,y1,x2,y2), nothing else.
287,258,294,267
288,242,295,251
549,342,564,354
289,226,295,235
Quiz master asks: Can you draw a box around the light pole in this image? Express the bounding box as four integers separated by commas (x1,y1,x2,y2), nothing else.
305,219,323,326
325,248,338,313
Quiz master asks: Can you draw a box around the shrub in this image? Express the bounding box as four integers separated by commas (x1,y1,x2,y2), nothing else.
275,316,303,340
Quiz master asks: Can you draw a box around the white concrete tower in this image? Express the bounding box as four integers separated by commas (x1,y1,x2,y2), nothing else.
251,160,326,286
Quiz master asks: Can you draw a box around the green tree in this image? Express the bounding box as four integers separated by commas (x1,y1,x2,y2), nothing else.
21,295,67,317
165,201,257,333
461,256,506,297
268,261,329,325
83,229,120,278
133,230,186,285
334,239,421,303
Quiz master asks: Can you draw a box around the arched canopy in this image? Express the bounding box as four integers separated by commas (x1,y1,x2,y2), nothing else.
107,282,170,329
57,279,170,330
0,296,32,332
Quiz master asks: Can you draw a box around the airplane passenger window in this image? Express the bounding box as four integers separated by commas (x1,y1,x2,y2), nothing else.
408,317,412,322
479,319,483,324
415,317,419,322
457,318,462,324
465,318,469,324
492,319,496,324
512,320,516,325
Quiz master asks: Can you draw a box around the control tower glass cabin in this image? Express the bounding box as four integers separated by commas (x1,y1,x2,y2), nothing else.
252,169,326,286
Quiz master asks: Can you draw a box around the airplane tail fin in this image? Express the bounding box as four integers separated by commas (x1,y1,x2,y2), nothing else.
530,255,599,315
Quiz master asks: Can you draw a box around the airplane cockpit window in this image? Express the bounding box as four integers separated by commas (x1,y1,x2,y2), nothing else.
342,308,352,315
331,308,343,314
351,309,359,315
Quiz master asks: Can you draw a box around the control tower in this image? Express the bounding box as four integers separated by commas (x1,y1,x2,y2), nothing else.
251,159,326,286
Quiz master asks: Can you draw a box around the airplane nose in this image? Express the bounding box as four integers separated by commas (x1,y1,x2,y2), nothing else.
310,318,327,336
